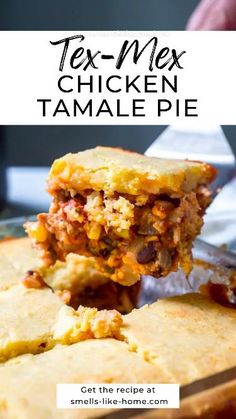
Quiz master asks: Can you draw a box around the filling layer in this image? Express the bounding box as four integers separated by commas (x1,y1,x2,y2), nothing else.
26,186,211,283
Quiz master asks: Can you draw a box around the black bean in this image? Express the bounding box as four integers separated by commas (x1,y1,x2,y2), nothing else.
104,265,115,274
39,342,46,348
103,237,113,246
99,248,111,258
26,270,34,276
137,225,157,235
137,242,156,264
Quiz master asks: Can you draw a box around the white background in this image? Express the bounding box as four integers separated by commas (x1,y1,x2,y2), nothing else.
0,31,235,124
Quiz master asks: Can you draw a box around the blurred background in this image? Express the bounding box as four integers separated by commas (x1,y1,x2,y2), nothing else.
0,0,235,220
0,0,199,31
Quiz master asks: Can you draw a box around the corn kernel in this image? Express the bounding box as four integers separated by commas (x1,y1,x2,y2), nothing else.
29,223,48,242
86,223,102,240
147,236,158,242
116,229,130,239
51,159,66,175
136,195,149,206
152,206,166,219
117,271,125,280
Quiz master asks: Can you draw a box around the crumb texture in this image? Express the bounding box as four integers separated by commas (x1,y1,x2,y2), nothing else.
52,305,123,343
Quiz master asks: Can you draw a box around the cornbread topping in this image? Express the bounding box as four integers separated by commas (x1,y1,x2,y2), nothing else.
1,294,236,419
0,235,235,419
121,293,236,381
0,237,44,291
0,284,63,362
0,282,123,363
26,147,215,283
41,253,109,295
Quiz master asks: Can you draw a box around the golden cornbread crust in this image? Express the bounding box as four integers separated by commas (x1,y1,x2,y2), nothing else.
0,237,44,291
0,235,233,419
121,293,236,382
41,253,109,295
0,237,138,362
0,339,166,419
48,146,216,196
0,284,63,362
0,282,123,362
1,294,236,418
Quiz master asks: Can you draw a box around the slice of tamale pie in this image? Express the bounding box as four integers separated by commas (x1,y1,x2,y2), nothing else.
26,147,216,285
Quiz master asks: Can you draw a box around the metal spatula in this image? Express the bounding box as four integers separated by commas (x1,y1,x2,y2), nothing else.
145,124,236,269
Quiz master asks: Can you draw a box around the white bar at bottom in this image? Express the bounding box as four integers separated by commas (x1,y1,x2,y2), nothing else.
57,384,180,409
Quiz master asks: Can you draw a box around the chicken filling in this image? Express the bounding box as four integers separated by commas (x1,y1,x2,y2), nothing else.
26,186,211,283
